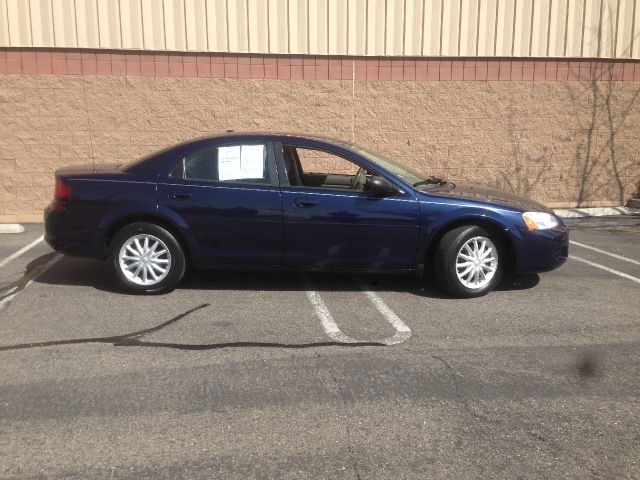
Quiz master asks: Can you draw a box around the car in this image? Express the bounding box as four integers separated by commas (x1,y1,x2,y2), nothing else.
44,132,568,298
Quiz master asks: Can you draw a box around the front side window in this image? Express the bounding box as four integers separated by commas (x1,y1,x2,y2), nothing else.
177,144,271,185
282,145,374,191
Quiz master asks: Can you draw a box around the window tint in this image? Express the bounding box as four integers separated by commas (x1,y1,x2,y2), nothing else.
180,144,271,185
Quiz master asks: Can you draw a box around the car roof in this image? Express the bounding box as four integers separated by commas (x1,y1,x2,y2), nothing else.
178,131,354,149
122,131,360,175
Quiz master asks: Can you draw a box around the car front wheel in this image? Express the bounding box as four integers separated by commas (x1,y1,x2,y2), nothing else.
111,222,186,294
434,225,502,298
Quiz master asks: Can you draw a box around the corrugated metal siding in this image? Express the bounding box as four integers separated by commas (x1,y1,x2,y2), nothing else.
1,0,639,58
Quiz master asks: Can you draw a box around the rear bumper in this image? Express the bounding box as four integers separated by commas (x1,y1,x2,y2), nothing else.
44,205,106,259
513,225,569,273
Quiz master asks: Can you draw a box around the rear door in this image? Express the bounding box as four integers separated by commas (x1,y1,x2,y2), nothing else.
276,143,421,270
158,141,283,265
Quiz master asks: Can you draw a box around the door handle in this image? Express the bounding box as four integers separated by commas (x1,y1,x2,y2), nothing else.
169,193,192,200
294,200,317,208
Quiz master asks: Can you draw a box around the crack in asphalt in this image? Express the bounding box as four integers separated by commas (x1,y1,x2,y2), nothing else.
405,347,607,470
315,351,362,480
0,303,386,353
429,354,497,425
0,304,210,352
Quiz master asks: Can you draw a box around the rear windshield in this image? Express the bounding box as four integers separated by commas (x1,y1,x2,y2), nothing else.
119,144,179,172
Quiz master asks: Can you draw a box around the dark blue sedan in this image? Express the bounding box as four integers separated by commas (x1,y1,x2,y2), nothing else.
44,133,568,297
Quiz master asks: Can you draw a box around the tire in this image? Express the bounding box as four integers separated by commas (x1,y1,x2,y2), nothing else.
110,222,186,294
433,225,503,298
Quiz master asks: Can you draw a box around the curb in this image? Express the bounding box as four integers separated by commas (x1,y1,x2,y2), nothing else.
554,206,637,218
0,224,25,234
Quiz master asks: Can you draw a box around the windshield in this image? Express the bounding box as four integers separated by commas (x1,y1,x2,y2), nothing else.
348,144,435,186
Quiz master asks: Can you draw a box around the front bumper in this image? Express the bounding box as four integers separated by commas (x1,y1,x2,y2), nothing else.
513,225,569,273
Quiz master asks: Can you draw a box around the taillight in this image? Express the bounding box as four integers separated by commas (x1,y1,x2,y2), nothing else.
53,178,71,209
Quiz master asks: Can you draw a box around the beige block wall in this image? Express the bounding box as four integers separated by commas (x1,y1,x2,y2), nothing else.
1,74,640,222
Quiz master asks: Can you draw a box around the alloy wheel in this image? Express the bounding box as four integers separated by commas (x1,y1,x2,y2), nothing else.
118,234,172,286
455,236,498,289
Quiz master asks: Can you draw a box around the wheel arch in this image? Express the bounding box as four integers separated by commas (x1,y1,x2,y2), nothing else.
423,216,517,274
103,213,192,263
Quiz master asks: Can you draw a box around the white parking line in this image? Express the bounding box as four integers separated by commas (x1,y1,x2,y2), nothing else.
360,288,412,345
304,276,411,346
305,289,363,344
570,240,640,266
570,256,640,285
0,234,44,269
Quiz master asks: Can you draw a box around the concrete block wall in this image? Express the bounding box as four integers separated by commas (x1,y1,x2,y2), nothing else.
1,49,640,222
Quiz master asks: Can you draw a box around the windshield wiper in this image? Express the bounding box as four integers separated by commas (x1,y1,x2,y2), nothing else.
413,176,447,187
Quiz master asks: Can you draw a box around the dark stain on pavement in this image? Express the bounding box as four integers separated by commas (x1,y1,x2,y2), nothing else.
0,251,58,303
577,353,600,378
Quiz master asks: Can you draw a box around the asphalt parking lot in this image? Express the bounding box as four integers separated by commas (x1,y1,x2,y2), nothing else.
1,218,639,479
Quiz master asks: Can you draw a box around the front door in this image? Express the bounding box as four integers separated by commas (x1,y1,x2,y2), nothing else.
276,143,421,270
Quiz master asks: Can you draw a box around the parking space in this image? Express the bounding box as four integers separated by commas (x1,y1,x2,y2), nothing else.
1,219,639,479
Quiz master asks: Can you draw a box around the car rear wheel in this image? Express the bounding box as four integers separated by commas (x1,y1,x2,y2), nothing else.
111,222,185,294
433,225,502,298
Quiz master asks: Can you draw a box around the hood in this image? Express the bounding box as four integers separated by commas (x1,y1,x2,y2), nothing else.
421,182,552,213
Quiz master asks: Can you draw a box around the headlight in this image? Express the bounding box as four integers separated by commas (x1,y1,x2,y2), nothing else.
522,212,559,230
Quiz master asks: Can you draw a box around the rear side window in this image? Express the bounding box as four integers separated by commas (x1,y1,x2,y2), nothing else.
174,144,272,185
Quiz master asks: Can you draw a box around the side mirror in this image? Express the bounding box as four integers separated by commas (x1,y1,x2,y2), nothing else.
365,176,398,196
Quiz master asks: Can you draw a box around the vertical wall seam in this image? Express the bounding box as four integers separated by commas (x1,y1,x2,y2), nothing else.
326,0,329,55
244,0,250,53
266,0,271,53
384,0,388,55
345,0,349,55
439,0,444,55
476,0,482,56
161,0,167,50
563,0,569,55
286,0,290,54
74,0,79,48
402,0,407,55
140,0,145,49
546,0,553,56
511,0,517,56
529,0,535,56
365,0,369,55
631,0,637,57
493,0,499,56
6,0,12,47
613,0,620,56
27,0,33,46
95,0,101,48
205,0,209,51
580,0,586,56
420,0,426,55
457,0,462,55
225,0,230,51
596,0,603,57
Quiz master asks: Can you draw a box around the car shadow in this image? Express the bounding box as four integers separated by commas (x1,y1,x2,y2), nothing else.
0,254,540,354
27,253,540,299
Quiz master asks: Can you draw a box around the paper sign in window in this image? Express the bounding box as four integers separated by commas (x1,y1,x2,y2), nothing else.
240,145,265,179
218,146,242,180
